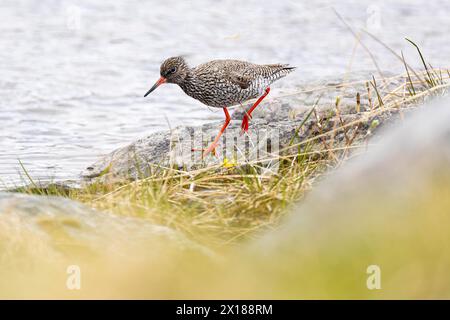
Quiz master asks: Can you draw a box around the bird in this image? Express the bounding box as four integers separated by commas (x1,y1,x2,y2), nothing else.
144,56,295,157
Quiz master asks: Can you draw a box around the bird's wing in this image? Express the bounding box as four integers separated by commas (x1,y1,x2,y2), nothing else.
225,62,295,89
226,71,253,89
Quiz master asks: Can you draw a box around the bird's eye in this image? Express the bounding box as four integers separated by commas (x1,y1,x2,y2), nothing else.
169,67,177,74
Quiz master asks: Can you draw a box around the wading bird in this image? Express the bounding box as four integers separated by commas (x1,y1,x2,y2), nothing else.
144,57,295,157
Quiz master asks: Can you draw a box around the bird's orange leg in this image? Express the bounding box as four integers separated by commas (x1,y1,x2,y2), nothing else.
194,107,231,158
241,87,270,133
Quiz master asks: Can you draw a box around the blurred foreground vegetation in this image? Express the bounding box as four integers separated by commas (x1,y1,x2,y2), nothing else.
4,51,450,298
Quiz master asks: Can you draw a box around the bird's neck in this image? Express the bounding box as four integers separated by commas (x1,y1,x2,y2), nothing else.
178,71,196,95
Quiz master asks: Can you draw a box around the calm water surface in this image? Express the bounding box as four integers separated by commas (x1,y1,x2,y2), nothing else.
1,0,449,187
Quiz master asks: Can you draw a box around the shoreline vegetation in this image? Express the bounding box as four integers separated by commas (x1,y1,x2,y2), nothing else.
2,40,450,298
13,51,450,248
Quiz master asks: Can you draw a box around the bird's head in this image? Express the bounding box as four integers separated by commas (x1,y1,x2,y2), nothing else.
144,56,189,97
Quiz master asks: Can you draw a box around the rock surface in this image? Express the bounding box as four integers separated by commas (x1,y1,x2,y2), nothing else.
2,95,449,299
231,96,450,298
0,192,211,263
81,75,420,182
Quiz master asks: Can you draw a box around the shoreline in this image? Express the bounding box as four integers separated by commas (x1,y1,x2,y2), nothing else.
9,69,449,192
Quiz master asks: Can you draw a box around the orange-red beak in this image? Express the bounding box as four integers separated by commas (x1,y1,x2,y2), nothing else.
144,77,166,97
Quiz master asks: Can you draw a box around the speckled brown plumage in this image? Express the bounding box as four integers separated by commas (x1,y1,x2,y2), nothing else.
144,56,295,157
156,56,295,108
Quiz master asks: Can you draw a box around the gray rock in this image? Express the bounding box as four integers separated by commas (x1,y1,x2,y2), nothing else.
3,96,449,299
0,192,212,264
236,96,450,298
81,76,415,182
259,94,450,248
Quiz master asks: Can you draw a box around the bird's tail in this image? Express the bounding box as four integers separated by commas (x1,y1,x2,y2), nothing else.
266,64,296,82
280,65,296,75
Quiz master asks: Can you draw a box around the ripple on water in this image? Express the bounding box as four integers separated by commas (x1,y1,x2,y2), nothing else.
1,0,449,188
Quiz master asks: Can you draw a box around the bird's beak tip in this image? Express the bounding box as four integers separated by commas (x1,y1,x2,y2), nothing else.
144,77,166,98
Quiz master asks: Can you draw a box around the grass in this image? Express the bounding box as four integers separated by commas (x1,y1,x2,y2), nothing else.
4,42,450,299
16,64,450,248
9,40,449,248
19,147,327,247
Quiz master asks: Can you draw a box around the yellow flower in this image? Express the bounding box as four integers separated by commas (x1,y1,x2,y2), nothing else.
222,157,237,168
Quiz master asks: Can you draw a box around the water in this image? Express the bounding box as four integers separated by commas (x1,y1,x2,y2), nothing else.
1,0,449,188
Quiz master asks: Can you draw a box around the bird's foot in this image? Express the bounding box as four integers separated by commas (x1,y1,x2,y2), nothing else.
202,142,218,158
191,145,217,158
240,113,252,135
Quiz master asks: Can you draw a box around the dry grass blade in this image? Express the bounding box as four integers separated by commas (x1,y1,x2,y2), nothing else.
18,67,449,248
333,8,385,81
